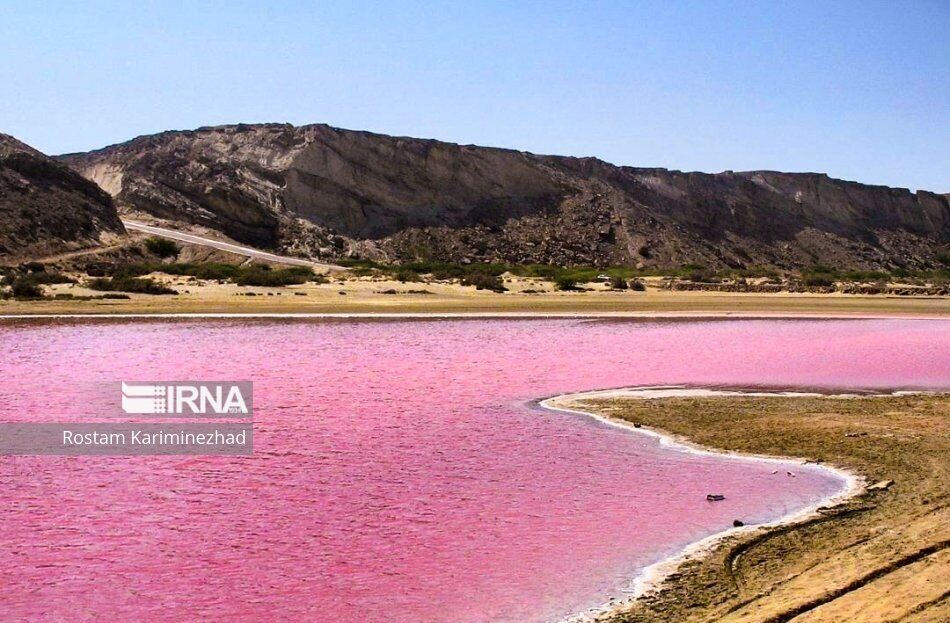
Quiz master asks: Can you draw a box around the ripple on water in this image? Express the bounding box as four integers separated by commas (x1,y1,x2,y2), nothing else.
0,318,947,622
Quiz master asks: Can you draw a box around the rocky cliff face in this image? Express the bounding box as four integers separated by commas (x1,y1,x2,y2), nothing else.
61,124,949,270
1,133,124,260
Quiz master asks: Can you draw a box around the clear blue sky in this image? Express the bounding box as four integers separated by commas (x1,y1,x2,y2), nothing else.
2,1,947,191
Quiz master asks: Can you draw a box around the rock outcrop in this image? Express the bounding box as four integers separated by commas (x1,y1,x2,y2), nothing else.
60,124,949,269
1,133,124,260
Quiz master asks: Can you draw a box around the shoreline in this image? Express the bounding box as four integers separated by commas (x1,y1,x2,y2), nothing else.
539,386,881,623
1,310,948,321
1,282,947,318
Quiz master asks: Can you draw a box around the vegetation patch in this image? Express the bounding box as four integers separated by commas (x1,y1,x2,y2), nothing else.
86,277,177,295
1,268,76,300
144,237,181,258
801,272,835,287
9,278,45,299
330,258,947,291
233,266,313,287
554,276,580,291
609,275,627,290
461,272,507,292
105,262,318,287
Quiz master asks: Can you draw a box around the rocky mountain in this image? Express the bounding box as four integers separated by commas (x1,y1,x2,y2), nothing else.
60,124,949,270
1,133,124,260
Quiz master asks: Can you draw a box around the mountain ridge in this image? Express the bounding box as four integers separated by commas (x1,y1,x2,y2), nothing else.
59,123,949,270
0,133,125,259
60,122,941,194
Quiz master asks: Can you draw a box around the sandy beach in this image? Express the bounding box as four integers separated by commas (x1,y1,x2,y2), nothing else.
1,276,948,317
555,390,949,623
543,388,865,623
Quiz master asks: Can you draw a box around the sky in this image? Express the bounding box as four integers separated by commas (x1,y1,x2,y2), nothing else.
1,1,947,191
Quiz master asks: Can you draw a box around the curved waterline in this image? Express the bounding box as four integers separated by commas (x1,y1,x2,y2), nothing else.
539,385,887,623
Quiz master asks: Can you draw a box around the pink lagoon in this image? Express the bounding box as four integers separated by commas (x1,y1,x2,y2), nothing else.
1,317,947,623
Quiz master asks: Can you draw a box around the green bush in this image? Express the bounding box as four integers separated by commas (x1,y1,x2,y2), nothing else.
3,270,77,299
399,261,462,279
234,265,313,287
336,258,383,269
608,275,627,290
555,276,579,291
11,278,44,299
509,264,560,280
105,262,316,287
87,277,177,295
109,263,154,278
135,262,236,281
461,273,506,292
144,237,181,258
802,273,835,287
395,270,422,283
686,269,716,283
22,270,75,285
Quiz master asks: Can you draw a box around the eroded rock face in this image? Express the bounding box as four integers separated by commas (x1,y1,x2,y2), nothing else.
60,123,949,269
61,125,303,248
284,126,565,238
0,133,124,260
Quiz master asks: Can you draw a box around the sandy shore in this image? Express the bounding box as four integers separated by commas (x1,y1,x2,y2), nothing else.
553,390,949,623
543,387,866,623
0,277,948,317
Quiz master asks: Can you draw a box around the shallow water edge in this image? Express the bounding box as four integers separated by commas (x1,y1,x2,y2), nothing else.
540,386,880,623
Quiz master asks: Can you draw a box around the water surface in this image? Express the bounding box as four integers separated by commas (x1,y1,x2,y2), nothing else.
0,318,947,622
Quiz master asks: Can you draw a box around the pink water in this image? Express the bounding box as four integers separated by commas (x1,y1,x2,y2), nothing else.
1,318,947,623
